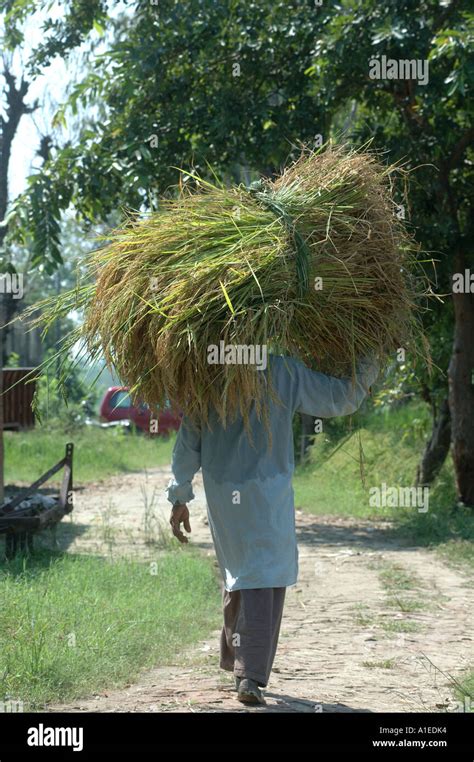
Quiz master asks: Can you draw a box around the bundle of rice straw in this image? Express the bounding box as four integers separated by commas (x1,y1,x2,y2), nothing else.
35,144,425,434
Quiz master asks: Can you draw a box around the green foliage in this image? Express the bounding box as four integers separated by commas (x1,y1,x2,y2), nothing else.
0,549,220,709
5,2,470,391
6,0,332,252
5,426,174,484
2,0,472,467
294,401,473,568
33,351,96,426
4,351,20,368
305,0,473,400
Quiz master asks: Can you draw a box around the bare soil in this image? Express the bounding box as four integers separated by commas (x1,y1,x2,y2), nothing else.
45,467,472,713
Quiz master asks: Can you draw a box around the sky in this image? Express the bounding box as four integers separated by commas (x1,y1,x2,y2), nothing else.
5,1,128,199
6,3,69,198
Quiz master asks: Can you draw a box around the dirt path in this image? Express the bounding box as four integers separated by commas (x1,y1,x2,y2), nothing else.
46,467,472,713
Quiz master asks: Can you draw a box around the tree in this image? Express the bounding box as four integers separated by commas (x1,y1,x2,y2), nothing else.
0,63,38,502
303,0,473,502
5,0,474,502
0,0,110,499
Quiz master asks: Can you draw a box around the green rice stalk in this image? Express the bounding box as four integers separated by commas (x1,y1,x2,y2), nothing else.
22,144,431,443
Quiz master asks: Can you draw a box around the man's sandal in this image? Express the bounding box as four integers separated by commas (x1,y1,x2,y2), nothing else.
237,678,267,706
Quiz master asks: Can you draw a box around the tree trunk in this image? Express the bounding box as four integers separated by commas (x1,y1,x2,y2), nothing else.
449,288,474,506
0,297,4,504
0,68,34,504
415,397,451,486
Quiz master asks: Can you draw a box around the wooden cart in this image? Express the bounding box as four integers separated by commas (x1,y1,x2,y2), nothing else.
0,443,74,559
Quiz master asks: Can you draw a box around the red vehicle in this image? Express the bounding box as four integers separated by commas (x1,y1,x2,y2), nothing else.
99,387,182,437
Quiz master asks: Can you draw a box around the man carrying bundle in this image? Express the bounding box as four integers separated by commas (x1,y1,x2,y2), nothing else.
167,352,379,706
29,142,417,705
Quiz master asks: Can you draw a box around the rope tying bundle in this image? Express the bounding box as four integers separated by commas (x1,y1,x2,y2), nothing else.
247,179,310,297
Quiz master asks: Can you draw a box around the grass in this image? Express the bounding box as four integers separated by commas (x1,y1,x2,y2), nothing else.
385,597,428,612
375,560,430,612
352,604,375,627
4,426,174,485
363,659,397,669
454,672,473,712
351,562,425,641
141,483,177,548
293,402,474,571
293,402,431,519
378,564,419,591
0,548,221,711
379,619,421,634
2,399,471,712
